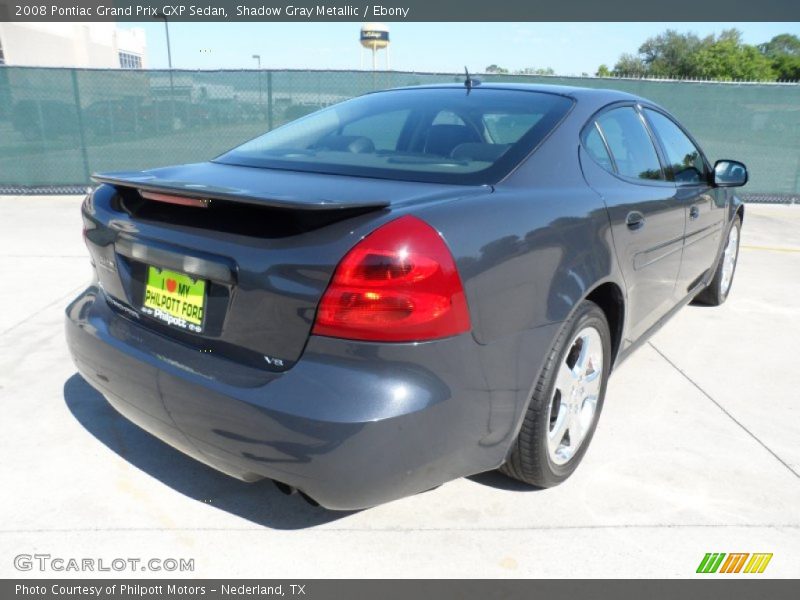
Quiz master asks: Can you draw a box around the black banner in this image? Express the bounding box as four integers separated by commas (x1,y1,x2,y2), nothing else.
1,0,799,22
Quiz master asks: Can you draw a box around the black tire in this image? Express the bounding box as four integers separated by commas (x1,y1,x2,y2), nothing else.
501,300,612,488
692,216,741,307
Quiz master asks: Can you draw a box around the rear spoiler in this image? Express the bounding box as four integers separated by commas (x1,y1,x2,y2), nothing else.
92,171,391,212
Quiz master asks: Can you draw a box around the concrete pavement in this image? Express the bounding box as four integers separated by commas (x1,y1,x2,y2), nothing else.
1,198,798,578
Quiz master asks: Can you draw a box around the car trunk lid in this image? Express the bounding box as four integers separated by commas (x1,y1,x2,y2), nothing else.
85,163,489,371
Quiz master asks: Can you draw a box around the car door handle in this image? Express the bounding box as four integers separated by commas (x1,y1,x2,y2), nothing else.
626,211,646,231
689,205,700,220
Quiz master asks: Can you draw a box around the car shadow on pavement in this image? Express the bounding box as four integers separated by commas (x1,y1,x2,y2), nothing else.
63,373,356,529
467,470,544,492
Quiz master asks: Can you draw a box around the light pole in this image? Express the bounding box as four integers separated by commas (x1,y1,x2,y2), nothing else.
154,10,176,130
159,14,173,70
252,54,262,116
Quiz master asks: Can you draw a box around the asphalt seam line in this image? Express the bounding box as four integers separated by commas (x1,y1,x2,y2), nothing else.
740,245,800,253
649,341,799,480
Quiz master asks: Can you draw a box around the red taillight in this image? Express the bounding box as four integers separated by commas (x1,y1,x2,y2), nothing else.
312,215,471,342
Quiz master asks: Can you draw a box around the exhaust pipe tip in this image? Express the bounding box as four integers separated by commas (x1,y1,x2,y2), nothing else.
273,480,320,507
273,480,297,496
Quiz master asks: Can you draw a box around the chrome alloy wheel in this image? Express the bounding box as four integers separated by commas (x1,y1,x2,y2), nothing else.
720,225,739,296
546,326,604,465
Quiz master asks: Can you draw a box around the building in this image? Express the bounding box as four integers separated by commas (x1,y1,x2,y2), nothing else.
0,23,147,69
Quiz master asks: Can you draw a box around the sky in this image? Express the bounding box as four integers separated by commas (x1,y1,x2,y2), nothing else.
120,21,800,74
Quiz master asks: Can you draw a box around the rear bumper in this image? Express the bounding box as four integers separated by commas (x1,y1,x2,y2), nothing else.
65,286,542,510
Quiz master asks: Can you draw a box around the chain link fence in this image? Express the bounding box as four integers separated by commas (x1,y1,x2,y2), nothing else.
0,67,798,200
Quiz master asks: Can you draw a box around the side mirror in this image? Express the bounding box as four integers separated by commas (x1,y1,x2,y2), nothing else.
713,159,748,187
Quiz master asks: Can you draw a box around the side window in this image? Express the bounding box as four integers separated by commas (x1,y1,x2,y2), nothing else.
483,113,542,144
341,109,409,151
432,110,465,126
644,109,707,184
583,123,614,171
596,107,664,181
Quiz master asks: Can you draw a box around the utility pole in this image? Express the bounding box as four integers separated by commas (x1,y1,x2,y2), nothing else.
252,54,262,115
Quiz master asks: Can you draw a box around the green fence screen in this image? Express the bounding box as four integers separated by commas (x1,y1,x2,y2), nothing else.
0,67,798,196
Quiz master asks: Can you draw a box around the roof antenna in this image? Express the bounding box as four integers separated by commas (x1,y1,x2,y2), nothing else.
464,66,480,94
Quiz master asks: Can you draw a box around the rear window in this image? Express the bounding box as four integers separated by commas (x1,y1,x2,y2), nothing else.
215,88,574,185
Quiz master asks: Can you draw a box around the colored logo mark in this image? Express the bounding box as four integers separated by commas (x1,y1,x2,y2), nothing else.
696,553,773,574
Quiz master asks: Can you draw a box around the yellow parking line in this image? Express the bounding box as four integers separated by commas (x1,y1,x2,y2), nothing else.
741,245,800,253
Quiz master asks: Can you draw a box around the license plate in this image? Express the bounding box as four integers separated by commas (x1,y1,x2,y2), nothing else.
142,266,206,333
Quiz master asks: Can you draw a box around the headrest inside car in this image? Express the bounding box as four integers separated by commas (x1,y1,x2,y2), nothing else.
314,135,376,154
423,125,481,157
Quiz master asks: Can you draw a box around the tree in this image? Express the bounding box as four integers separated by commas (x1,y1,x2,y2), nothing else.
514,67,555,76
484,64,509,74
759,34,800,80
690,37,775,80
637,29,708,78
613,53,647,77
595,64,611,77
770,54,800,80
759,33,800,57
611,28,782,81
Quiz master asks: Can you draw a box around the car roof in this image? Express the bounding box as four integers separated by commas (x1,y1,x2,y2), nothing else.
376,82,645,110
